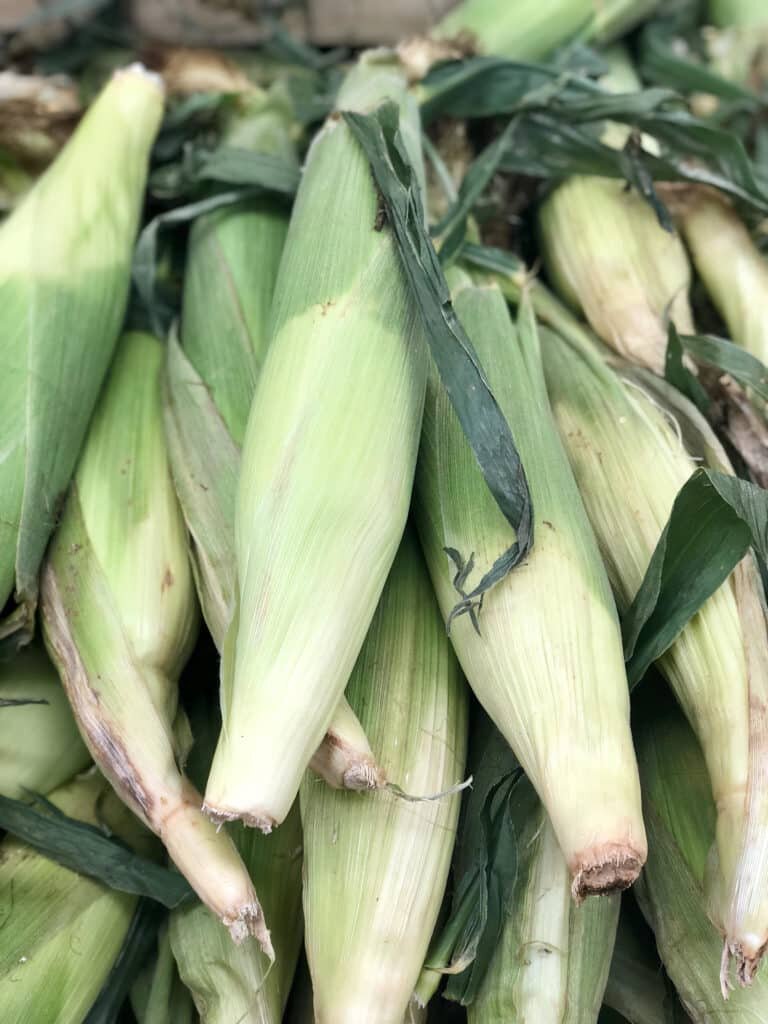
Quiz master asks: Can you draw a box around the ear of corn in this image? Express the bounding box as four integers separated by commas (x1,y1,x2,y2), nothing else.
0,64,164,647
540,326,751,927
433,0,659,60
164,87,382,793
416,272,645,896
0,644,90,797
0,773,153,1024
540,324,768,981
467,774,619,1024
634,691,768,1019
170,803,303,1024
677,189,768,365
203,50,428,830
41,330,271,950
300,528,468,1024
537,48,694,375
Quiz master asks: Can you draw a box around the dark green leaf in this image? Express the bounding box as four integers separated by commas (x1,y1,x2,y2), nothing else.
0,793,194,908
420,712,529,1006
343,103,533,612
678,331,768,402
622,469,765,687
0,697,48,708
84,899,166,1024
664,324,710,414
262,18,347,71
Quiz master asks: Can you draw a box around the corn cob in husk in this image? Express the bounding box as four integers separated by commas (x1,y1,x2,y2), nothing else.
541,323,768,984
467,773,619,1024
41,330,270,950
164,86,382,793
0,645,90,798
537,48,694,375
676,189,768,366
635,692,768,1018
433,0,660,61
300,528,468,1024
203,50,428,830
416,270,645,897
0,64,163,648
0,773,156,1024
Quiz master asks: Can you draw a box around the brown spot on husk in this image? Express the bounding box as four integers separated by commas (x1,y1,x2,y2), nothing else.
571,844,644,902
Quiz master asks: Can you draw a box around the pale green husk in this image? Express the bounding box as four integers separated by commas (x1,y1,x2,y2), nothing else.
170,804,303,1024
537,49,694,375
204,50,428,829
415,272,645,895
635,697,768,1020
41,331,270,950
468,775,619,1024
603,910,673,1024
164,88,381,793
130,925,195,1024
0,644,90,798
0,64,164,648
300,529,468,1024
0,773,156,1024
433,0,660,60
677,190,768,365
541,326,753,937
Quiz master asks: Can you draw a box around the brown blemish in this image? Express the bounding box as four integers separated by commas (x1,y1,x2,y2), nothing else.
161,567,175,592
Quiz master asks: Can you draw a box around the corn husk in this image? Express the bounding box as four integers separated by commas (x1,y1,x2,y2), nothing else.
0,773,156,1024
164,86,381,793
0,645,90,797
540,323,768,984
537,49,693,376
677,189,768,365
433,0,659,60
171,805,302,1024
468,773,619,1024
203,50,428,830
603,906,679,1024
635,692,768,1019
41,330,270,951
300,528,468,1024
416,271,645,897
0,64,164,648
285,956,427,1024
130,924,195,1024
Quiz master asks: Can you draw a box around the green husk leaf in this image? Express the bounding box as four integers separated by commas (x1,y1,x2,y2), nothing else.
0,793,194,908
85,899,167,1024
343,101,532,610
622,468,768,685
677,330,768,402
664,324,710,414
418,713,524,1006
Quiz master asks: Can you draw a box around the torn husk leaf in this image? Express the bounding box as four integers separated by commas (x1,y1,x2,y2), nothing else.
164,83,383,793
634,690,768,1018
0,773,154,1024
0,644,90,799
537,48,694,376
0,63,164,650
432,0,660,61
203,50,428,830
300,528,468,1024
540,325,754,942
41,330,271,953
171,804,303,1024
467,774,619,1024
677,188,768,366
415,272,646,898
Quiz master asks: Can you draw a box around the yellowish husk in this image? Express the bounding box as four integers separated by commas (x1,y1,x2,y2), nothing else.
301,529,468,1024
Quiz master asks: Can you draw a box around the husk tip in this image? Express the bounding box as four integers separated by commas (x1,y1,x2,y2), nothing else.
571,844,644,902
201,801,275,834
